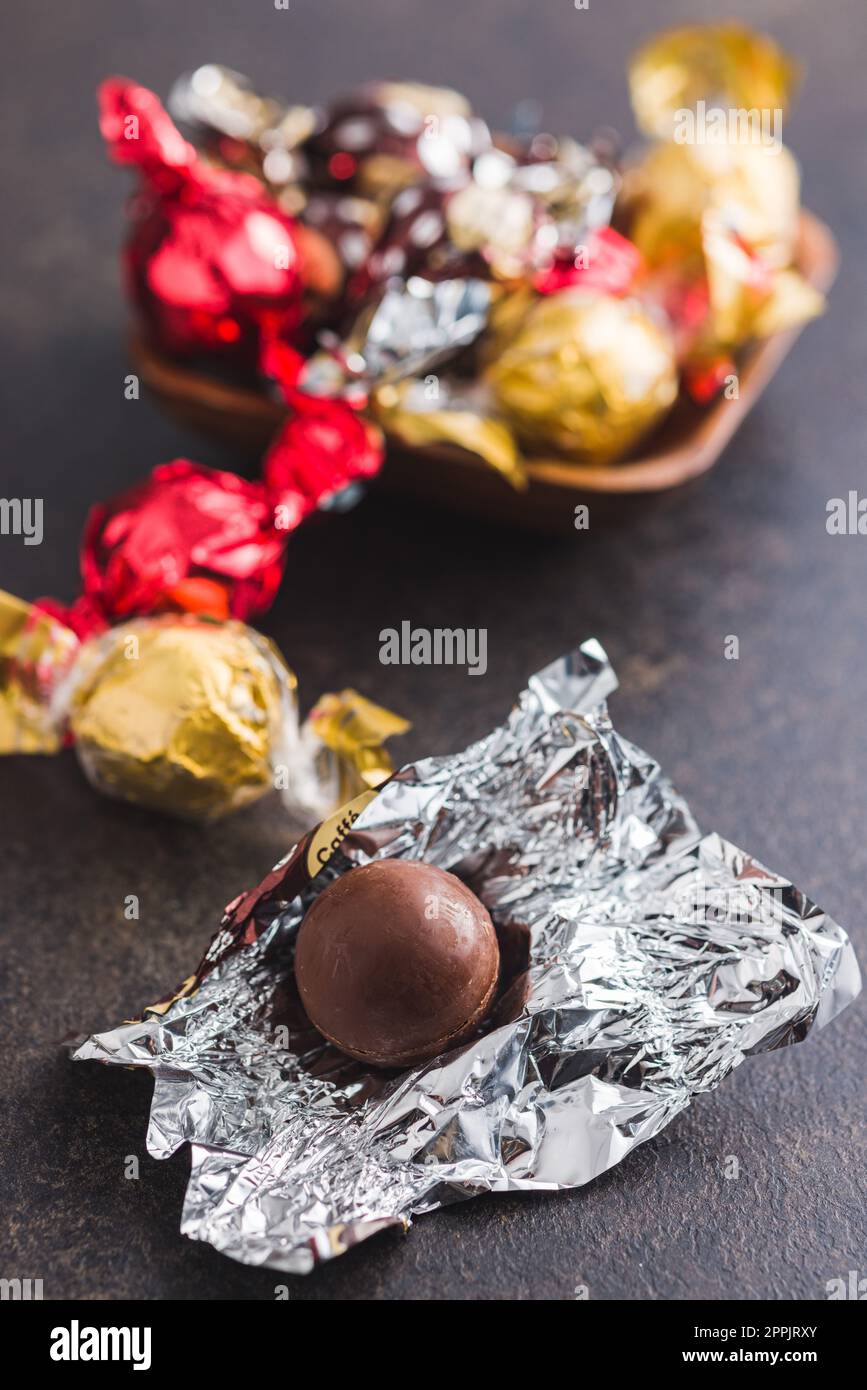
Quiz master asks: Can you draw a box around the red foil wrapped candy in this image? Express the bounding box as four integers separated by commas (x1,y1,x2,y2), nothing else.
99,77,306,368
81,460,290,626
262,360,385,521
37,461,293,640
37,426,383,640
533,226,643,297
0,450,397,819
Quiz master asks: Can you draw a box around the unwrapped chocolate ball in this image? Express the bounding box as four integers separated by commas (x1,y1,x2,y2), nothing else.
486,291,678,462
295,859,500,1067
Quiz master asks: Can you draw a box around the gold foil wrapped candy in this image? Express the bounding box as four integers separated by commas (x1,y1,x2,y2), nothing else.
0,591,80,754
68,616,297,820
623,24,823,356
628,23,799,142
627,139,802,274
0,594,408,823
486,291,678,462
700,211,824,348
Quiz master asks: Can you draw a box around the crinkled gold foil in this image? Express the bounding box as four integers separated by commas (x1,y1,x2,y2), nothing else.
485,291,678,463
305,688,409,808
749,267,825,338
482,285,538,360
629,23,799,142
68,616,298,820
701,211,824,347
374,379,526,488
627,140,801,273
0,590,79,754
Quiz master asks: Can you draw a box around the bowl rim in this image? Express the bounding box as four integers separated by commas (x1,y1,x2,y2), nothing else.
131,208,838,498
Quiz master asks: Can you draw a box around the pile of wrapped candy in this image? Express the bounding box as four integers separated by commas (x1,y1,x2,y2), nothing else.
0,22,827,828
101,22,825,486
0,460,407,821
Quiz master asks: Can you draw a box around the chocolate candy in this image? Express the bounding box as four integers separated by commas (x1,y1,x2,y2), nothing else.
295,859,499,1067
486,290,678,463
168,64,317,191
68,616,297,820
98,78,306,371
0,589,407,822
306,81,488,198
628,23,798,143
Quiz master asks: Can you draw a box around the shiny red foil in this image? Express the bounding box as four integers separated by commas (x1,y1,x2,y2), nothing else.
99,78,305,367
264,390,384,520
38,426,383,638
42,462,289,638
534,227,643,296
683,355,737,405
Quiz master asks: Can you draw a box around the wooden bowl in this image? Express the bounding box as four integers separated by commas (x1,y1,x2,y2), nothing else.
132,209,837,534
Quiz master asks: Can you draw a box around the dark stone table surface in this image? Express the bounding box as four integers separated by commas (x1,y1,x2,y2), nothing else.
1,0,865,1301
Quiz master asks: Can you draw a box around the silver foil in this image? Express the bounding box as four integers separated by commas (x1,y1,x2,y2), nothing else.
170,65,282,144
168,65,317,187
73,642,861,1273
353,276,491,383
303,276,491,398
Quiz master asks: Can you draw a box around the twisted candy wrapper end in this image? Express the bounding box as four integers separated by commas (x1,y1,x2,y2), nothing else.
73,641,860,1272
302,688,410,806
0,591,80,754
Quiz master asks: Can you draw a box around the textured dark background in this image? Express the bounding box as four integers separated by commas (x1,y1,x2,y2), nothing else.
1,0,865,1302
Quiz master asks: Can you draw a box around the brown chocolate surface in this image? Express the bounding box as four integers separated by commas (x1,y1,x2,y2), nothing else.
295,859,500,1066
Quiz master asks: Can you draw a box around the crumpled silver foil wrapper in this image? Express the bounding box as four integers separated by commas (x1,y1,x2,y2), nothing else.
73,642,860,1273
170,64,284,144
168,64,317,187
303,277,491,397
355,276,491,383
